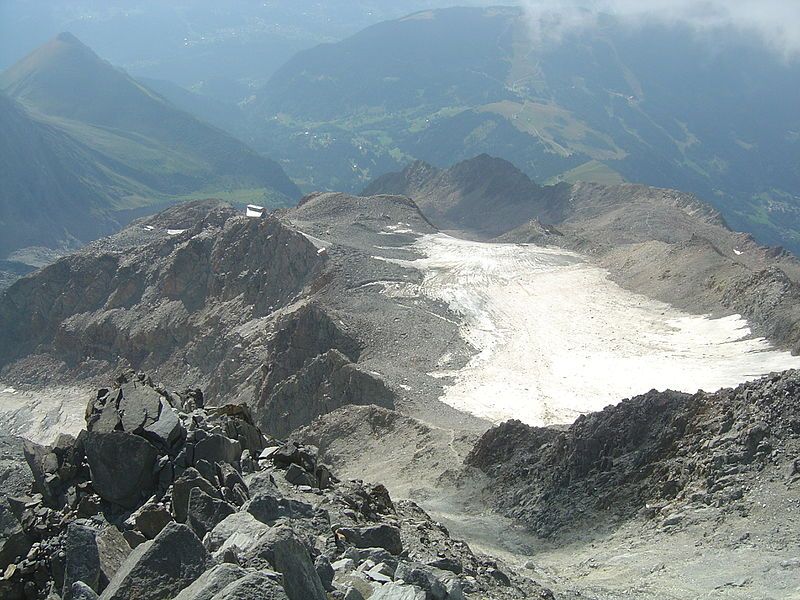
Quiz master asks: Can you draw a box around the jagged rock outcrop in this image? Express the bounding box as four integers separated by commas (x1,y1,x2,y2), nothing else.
0,201,406,443
0,374,551,599
467,370,800,537
260,349,394,438
0,203,323,372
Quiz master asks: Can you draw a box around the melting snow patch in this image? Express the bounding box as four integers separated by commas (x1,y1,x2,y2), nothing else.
379,233,800,427
734,249,743,255
381,223,415,235
2,387,17,394
167,229,187,236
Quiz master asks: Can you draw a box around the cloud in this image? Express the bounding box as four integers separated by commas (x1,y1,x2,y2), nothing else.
519,0,800,59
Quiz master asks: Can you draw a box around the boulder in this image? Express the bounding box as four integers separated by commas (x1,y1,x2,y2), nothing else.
118,383,162,433
172,564,247,600
0,501,31,571
394,563,447,600
315,554,335,592
62,523,100,600
134,504,173,539
86,389,122,433
210,571,288,600
71,581,100,600
337,524,403,555
285,463,316,487
248,526,326,600
207,512,269,557
172,468,221,523
95,526,131,587
194,435,241,468
187,488,235,538
99,522,209,600
22,440,61,506
143,399,184,448
246,489,316,524
84,432,159,509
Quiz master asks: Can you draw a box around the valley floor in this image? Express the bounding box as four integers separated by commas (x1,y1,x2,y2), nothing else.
380,233,800,426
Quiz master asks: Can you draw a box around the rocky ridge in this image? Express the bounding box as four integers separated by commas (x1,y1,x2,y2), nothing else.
0,371,553,599
0,200,399,438
466,370,800,538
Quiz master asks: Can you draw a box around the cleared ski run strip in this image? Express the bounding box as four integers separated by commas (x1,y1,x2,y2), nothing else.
381,233,800,426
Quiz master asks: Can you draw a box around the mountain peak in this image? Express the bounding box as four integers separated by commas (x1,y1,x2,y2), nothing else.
55,31,83,45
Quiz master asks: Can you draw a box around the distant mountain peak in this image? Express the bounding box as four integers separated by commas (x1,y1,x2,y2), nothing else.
55,31,83,45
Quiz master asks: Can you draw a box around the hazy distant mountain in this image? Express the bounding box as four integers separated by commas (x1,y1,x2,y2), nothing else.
0,1,501,105
0,33,299,256
0,93,121,257
251,7,800,253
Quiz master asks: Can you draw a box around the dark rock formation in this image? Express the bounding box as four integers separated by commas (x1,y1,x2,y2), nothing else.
1,373,548,599
260,348,395,438
99,522,210,600
468,370,800,536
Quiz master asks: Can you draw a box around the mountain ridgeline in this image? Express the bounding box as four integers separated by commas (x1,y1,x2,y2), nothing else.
0,33,299,259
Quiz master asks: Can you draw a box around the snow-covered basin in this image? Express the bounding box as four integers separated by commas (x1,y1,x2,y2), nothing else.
380,233,800,426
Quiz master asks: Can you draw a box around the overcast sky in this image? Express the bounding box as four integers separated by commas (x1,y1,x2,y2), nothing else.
520,0,800,59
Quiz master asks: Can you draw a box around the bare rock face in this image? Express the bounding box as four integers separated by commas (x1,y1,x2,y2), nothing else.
260,349,394,438
467,370,800,536
0,202,325,392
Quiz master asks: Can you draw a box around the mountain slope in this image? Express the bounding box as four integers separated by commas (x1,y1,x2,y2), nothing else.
250,7,800,252
0,33,299,257
363,154,569,237
0,93,123,256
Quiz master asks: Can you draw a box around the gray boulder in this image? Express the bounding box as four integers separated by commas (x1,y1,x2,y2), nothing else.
62,523,101,600
315,554,335,591
143,399,184,448
394,563,447,600
71,581,100,600
84,432,159,509
172,468,221,523
95,526,131,587
22,439,61,505
118,382,162,433
173,564,247,600
248,526,326,600
210,571,288,600
284,463,316,487
194,435,241,468
100,522,209,600
207,512,269,558
337,524,403,555
134,504,173,539
187,487,236,538
246,489,316,524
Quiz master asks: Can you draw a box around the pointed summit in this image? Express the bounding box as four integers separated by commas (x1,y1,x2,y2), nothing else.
55,31,82,44
0,31,120,124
